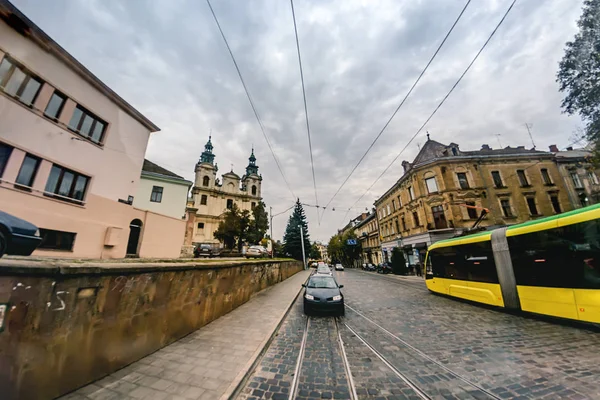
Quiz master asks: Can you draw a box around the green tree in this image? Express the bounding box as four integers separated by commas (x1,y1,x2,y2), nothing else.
214,204,241,250
247,201,269,245
391,247,408,275
327,230,362,267
283,199,310,261
238,209,251,252
557,0,600,159
309,242,321,260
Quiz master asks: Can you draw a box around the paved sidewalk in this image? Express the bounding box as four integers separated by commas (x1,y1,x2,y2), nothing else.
61,270,311,400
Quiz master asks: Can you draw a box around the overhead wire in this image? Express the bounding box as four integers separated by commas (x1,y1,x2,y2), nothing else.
206,0,296,203
321,0,473,218
290,0,321,225
345,0,518,214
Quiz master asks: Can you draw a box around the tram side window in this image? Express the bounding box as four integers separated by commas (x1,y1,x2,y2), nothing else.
428,241,499,283
508,220,600,289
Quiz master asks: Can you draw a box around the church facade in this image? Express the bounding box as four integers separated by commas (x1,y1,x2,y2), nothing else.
184,137,263,249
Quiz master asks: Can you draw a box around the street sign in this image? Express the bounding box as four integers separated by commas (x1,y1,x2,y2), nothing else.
347,239,357,245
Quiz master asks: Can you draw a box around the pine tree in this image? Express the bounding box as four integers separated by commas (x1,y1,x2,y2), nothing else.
557,0,600,157
283,199,311,261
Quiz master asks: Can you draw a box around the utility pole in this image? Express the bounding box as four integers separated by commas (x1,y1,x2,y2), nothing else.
525,123,536,149
298,224,306,270
270,206,273,258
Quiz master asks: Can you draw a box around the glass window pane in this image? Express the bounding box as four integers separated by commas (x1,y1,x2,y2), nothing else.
426,177,438,193
58,171,74,197
44,93,66,119
91,121,105,143
4,67,25,96
0,58,14,85
73,175,88,200
80,114,94,136
45,165,62,193
0,143,13,178
19,77,41,105
69,107,84,130
16,155,39,186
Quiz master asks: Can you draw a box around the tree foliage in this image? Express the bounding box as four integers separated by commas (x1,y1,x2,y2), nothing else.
214,202,269,251
391,247,408,275
309,242,321,260
327,229,362,267
283,200,310,261
557,0,600,158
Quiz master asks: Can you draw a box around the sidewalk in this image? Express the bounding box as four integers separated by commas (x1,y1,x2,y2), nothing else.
61,269,311,400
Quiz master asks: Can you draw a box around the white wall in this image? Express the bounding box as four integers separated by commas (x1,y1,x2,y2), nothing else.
134,176,190,220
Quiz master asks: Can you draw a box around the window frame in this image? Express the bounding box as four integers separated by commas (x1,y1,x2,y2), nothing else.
0,56,43,107
526,197,539,216
197,222,205,230
550,195,561,214
431,205,448,229
588,171,599,185
491,170,504,188
226,199,234,209
251,185,257,196
0,142,13,178
571,172,583,189
500,199,513,217
67,105,107,145
15,154,41,189
200,194,208,205
456,172,470,190
44,164,90,204
413,211,420,228
540,168,553,186
44,91,67,120
38,228,76,251
150,186,163,203
408,186,415,201
425,177,438,193
465,201,478,219
517,170,529,187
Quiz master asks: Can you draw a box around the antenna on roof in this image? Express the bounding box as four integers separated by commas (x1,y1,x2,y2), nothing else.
495,134,503,149
525,123,536,149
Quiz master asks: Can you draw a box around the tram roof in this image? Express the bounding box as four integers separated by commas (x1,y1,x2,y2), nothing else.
429,203,600,251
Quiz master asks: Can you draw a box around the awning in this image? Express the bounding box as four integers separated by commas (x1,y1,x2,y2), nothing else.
413,242,428,249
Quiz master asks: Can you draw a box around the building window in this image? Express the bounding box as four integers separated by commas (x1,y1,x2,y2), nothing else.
44,91,66,120
550,195,561,214
44,164,89,203
200,194,207,205
0,142,13,178
500,199,513,217
68,105,106,144
456,173,469,189
15,154,40,188
401,216,407,231
588,172,599,185
541,168,553,185
526,197,539,216
466,201,478,219
408,186,415,201
227,199,233,209
197,222,205,229
491,171,504,188
251,202,256,209
38,229,76,251
579,192,589,207
395,219,400,234
571,172,583,189
517,170,529,187
202,176,210,187
451,147,458,156
378,210,382,220
425,177,438,193
392,199,396,211
0,57,42,106
387,204,391,215
251,185,257,196
432,205,448,229
413,211,420,228
397,195,402,207
150,186,163,202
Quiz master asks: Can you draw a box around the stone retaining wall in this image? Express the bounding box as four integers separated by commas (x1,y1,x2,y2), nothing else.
0,258,303,400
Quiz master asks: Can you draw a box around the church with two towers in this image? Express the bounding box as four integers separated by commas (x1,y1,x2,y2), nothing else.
184,136,263,248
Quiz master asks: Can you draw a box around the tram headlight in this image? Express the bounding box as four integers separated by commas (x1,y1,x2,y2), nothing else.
304,294,314,300
332,295,342,301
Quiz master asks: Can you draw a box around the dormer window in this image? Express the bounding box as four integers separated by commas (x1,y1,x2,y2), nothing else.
451,147,458,156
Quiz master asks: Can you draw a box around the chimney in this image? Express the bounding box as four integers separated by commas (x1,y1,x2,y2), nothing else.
481,144,490,150
566,146,573,151
549,144,559,152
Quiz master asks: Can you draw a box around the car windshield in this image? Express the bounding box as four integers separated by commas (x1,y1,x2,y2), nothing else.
307,276,337,288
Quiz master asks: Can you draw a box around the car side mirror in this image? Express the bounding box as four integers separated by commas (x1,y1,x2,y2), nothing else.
302,284,306,287
338,284,344,288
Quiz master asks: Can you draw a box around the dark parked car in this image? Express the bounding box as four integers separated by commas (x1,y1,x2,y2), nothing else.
363,263,376,272
0,211,42,257
194,243,222,258
377,263,393,274
303,275,345,316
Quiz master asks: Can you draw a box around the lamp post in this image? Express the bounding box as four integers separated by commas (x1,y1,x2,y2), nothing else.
299,224,307,270
270,206,274,259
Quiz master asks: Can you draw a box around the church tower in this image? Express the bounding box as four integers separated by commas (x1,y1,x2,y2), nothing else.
195,136,218,189
242,147,262,198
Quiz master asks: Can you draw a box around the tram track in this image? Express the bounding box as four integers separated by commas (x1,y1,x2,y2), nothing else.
343,304,503,400
354,269,429,293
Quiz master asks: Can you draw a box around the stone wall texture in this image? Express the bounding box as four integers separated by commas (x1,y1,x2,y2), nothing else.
0,259,303,400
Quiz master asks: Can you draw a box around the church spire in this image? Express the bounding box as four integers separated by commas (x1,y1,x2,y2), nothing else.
246,146,259,175
200,135,215,165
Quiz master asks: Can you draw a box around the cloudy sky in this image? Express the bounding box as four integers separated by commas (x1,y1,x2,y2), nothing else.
13,0,585,242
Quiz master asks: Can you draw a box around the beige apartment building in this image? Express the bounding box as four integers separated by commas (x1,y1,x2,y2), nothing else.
354,211,381,266
374,137,573,266
0,2,185,259
183,137,263,248
551,145,600,208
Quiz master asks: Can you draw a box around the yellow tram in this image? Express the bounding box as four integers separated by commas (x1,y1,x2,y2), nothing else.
425,203,600,323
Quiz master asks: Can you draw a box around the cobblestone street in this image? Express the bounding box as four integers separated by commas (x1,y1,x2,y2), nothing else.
238,269,600,400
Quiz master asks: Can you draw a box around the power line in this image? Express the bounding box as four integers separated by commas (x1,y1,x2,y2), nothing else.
322,0,473,214
347,0,517,212
290,0,320,224
206,0,296,202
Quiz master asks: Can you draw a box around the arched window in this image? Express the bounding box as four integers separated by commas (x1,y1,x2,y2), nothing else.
202,176,210,187
252,185,257,196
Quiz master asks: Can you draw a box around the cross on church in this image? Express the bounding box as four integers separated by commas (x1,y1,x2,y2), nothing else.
230,163,234,172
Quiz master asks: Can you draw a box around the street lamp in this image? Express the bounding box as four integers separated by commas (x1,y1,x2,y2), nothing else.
298,224,307,270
